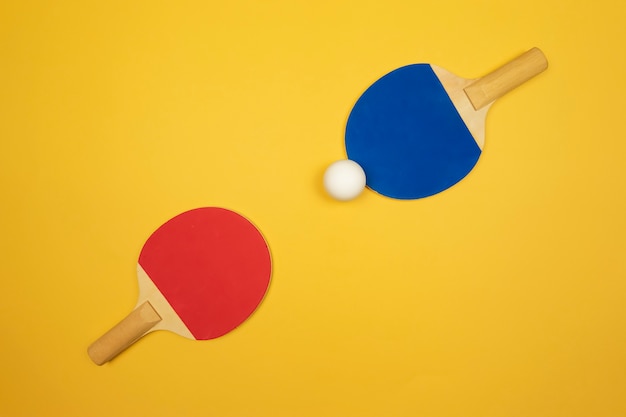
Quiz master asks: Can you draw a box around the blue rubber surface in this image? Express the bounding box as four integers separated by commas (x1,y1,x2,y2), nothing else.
345,64,482,200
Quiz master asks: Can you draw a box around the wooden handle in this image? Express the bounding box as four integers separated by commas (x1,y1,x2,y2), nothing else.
464,47,548,110
88,301,162,365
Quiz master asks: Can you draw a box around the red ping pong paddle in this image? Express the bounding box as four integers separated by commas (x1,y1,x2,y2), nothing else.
88,207,272,365
345,47,548,199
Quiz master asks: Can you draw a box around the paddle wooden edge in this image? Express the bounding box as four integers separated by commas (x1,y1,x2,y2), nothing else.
135,264,195,339
432,65,491,150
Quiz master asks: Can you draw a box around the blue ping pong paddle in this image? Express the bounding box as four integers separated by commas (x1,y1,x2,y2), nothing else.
345,47,548,200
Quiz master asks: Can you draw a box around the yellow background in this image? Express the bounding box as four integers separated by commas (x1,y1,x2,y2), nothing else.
1,0,625,416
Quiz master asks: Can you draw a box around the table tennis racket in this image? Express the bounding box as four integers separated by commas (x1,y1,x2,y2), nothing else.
345,47,548,199
88,207,272,365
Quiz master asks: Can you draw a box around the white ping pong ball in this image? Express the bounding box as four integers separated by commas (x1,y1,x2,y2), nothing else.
323,159,366,201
